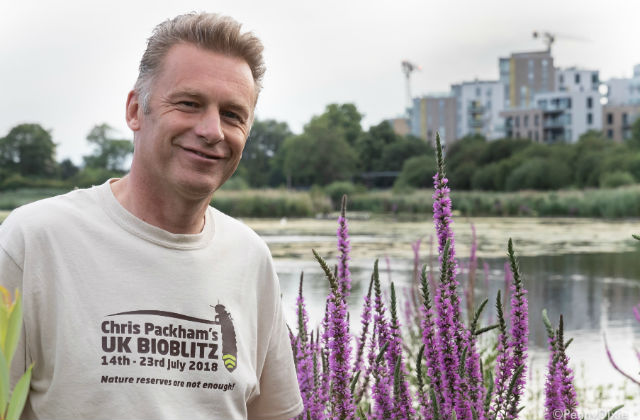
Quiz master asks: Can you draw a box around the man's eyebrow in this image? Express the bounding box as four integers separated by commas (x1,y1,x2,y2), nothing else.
168,89,204,100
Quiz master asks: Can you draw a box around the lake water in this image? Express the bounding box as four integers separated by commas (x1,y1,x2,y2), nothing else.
244,216,640,417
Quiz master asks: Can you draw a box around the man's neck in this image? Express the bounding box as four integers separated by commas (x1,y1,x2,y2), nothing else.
109,175,209,235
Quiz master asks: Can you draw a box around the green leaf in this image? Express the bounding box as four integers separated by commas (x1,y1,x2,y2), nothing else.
429,387,440,420
471,299,489,334
474,324,499,336
0,350,9,418
312,249,339,295
0,305,8,352
602,404,624,420
565,338,573,350
5,363,32,420
350,370,360,397
542,309,554,340
632,234,640,241
5,296,22,365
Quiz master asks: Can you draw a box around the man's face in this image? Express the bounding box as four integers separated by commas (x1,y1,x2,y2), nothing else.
126,43,255,200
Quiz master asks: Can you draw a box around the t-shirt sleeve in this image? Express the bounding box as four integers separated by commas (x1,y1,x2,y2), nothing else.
246,282,303,420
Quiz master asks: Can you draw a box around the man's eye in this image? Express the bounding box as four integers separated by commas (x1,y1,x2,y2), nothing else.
179,101,199,108
222,110,242,121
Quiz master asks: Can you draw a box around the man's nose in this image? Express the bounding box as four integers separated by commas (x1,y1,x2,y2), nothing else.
194,108,224,143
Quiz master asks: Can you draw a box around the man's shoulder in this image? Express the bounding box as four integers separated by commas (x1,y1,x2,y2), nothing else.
209,207,270,253
2,186,102,234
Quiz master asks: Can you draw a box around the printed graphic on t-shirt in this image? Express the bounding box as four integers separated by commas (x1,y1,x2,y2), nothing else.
99,304,238,392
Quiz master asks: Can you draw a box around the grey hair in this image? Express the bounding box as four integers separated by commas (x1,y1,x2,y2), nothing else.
134,12,265,113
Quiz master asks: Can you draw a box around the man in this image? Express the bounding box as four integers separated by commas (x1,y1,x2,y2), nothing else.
0,12,302,420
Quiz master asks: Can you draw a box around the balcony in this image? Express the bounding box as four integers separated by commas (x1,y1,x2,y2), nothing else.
469,119,484,128
468,103,485,114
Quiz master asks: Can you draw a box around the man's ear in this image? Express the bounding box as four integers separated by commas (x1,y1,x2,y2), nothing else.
126,90,141,131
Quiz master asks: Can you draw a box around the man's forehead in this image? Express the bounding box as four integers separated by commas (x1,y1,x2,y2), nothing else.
157,43,257,100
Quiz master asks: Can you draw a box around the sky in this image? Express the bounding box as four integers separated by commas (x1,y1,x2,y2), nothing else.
1,0,639,164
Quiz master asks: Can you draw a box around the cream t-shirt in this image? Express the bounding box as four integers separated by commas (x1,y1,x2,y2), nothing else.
0,181,302,420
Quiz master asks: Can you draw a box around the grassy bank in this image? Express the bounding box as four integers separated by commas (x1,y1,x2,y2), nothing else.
2,185,640,219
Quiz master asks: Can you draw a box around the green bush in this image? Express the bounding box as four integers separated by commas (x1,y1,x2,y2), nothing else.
325,181,362,208
505,158,572,191
0,174,69,191
211,190,316,218
599,171,636,189
394,155,437,190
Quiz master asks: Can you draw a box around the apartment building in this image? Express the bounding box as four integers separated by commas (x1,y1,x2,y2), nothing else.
602,104,640,142
410,95,457,146
605,64,640,105
501,108,544,142
386,117,411,137
451,80,506,140
499,50,555,109
556,67,600,93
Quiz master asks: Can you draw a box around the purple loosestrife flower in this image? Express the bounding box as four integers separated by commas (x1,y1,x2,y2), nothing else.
555,316,579,419
294,274,316,419
372,363,394,420
544,334,563,420
337,195,352,301
313,250,354,420
464,329,486,419
505,239,529,418
389,283,416,420
604,334,640,385
419,265,444,419
353,275,374,379
327,293,355,419
490,290,513,420
467,224,478,322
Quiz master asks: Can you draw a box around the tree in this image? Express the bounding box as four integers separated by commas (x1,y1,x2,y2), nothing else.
59,159,79,180
241,119,291,187
445,135,488,190
629,116,640,148
280,120,358,187
394,154,437,189
0,123,57,177
83,124,133,172
307,104,363,146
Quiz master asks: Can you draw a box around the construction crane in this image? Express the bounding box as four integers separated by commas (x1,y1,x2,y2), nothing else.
401,60,421,116
532,31,555,52
533,31,591,52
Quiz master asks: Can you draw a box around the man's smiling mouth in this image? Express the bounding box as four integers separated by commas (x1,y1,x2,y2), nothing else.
182,147,221,160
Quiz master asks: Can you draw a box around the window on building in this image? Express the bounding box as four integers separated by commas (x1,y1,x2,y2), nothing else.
476,87,481,97
622,113,629,126
607,129,614,139
528,130,532,140
592,73,599,85
587,97,593,109
535,131,539,141
524,115,529,127
559,74,564,85
607,113,613,124
587,113,593,125
575,73,580,84
515,116,520,127
534,115,539,126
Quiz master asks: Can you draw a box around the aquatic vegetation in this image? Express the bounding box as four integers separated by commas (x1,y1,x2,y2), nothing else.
288,134,622,420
